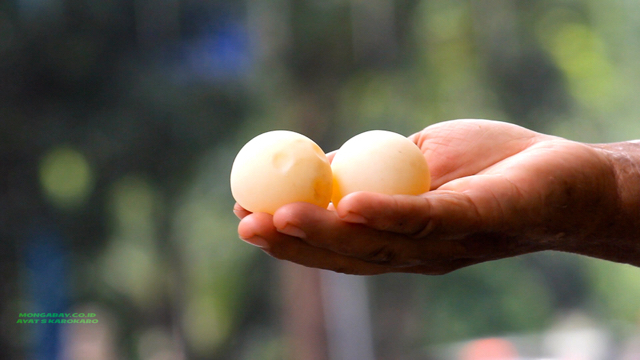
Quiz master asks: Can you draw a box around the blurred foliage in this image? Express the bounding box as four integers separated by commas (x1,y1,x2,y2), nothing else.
3,0,640,359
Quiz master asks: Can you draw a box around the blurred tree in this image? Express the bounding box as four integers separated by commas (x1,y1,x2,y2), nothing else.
1,0,253,358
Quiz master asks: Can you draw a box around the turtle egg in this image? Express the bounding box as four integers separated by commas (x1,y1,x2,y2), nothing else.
230,130,333,214
331,130,430,206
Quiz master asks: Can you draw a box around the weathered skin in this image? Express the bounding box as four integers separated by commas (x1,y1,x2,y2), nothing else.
234,119,640,275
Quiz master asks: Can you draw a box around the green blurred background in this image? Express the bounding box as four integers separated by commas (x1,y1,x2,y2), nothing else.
2,0,640,359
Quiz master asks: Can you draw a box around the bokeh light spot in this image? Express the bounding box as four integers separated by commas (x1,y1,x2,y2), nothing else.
536,13,621,111
39,145,94,210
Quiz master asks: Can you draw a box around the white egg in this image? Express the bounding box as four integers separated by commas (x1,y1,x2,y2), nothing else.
230,130,333,215
331,130,430,206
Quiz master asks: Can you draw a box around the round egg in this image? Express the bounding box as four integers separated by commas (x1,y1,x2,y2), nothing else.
331,130,430,206
230,130,333,215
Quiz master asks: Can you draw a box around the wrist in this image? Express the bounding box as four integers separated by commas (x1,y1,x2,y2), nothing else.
576,141,640,265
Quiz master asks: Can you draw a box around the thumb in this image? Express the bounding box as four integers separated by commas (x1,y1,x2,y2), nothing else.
334,190,489,238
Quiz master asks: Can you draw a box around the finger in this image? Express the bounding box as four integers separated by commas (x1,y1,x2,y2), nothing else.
233,203,252,220
272,202,467,266
334,191,484,238
238,211,275,247
336,172,529,237
238,212,405,274
269,237,482,275
266,235,401,275
239,206,490,274
405,257,484,275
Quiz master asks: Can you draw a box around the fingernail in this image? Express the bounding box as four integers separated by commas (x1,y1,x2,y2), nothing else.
278,224,306,239
340,212,367,224
241,236,269,248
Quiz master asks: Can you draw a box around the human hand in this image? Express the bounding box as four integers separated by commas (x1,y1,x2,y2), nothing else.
234,119,628,275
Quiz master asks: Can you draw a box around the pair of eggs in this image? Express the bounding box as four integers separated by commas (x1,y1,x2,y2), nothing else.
230,130,431,215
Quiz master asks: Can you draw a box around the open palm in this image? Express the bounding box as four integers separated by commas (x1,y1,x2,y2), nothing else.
236,119,620,275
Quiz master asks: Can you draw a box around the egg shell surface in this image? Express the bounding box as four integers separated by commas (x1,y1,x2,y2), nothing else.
230,130,333,214
331,130,430,206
